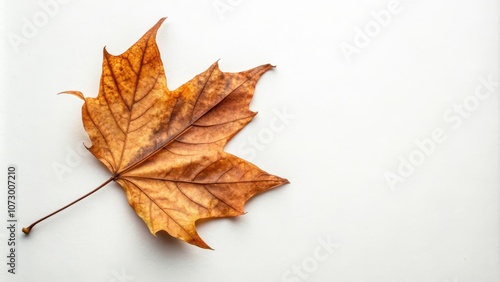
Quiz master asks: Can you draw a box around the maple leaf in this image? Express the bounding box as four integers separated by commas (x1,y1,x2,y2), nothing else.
23,18,288,249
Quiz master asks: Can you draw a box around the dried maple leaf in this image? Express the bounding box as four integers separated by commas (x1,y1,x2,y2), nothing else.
23,18,288,249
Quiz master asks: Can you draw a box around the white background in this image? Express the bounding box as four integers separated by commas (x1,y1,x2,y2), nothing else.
0,0,499,281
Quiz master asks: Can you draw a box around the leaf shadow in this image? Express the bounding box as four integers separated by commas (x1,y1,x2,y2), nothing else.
244,183,287,208
121,204,194,256
154,230,193,253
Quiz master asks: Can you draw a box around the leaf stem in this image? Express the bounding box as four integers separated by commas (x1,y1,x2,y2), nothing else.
22,176,115,235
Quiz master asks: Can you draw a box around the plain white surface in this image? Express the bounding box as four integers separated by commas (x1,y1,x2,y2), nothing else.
1,0,499,281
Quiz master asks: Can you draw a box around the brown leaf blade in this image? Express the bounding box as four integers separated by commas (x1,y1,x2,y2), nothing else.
119,152,287,249
82,18,169,173
80,18,288,248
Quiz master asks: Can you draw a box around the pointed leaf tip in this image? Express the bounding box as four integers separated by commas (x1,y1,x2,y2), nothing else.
149,17,167,36
58,91,85,101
